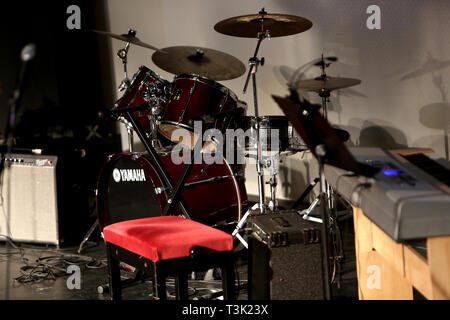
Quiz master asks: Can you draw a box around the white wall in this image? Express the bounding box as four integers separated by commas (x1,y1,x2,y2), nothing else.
104,0,450,201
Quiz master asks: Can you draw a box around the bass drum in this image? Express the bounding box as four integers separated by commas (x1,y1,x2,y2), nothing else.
96,152,247,232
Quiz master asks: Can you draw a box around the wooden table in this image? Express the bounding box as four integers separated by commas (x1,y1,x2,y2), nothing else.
353,207,450,300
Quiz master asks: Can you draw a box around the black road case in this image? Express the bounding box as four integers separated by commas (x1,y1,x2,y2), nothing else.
248,210,325,300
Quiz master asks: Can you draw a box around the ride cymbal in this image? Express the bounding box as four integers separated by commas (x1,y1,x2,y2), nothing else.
291,76,361,94
92,29,161,51
214,9,313,38
152,46,246,81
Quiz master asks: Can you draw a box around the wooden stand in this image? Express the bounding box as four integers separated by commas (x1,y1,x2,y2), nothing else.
353,207,450,300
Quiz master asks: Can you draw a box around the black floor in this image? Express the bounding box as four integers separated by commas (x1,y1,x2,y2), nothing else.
0,208,358,301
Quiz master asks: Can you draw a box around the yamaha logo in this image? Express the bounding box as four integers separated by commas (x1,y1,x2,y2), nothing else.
112,168,146,182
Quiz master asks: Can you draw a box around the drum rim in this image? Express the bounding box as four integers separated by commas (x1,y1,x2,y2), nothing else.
173,73,238,102
159,120,194,132
136,65,170,84
245,115,288,121
114,66,171,109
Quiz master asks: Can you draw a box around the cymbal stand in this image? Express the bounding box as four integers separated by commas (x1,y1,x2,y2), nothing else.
317,54,332,118
296,55,335,218
242,27,270,214
117,29,136,91
314,56,344,288
263,152,280,211
116,115,135,152
315,144,333,300
232,19,271,248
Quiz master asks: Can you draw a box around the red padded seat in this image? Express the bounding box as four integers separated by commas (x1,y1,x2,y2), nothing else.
103,216,234,262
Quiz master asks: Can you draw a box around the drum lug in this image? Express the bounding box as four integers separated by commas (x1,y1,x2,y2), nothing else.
131,152,140,160
155,185,171,195
172,89,183,101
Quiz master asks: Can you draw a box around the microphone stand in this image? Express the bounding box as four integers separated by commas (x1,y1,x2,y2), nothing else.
1,43,35,301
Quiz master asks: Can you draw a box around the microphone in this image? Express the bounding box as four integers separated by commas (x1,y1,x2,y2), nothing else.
20,43,36,62
10,43,37,106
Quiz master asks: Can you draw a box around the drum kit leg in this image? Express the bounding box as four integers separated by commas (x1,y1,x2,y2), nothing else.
79,8,363,298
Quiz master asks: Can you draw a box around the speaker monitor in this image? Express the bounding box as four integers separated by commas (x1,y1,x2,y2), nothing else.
248,210,325,300
0,154,59,245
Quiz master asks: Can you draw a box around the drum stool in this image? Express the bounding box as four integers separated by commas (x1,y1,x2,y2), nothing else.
103,215,236,300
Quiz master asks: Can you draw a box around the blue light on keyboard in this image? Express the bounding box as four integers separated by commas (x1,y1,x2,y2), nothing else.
382,169,402,176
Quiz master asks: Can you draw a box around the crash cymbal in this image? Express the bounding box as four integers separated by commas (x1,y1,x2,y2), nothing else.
214,9,313,38
92,29,161,51
291,76,361,94
152,46,246,81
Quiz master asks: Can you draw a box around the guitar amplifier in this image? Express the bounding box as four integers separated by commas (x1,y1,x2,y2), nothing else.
0,154,60,245
248,210,324,300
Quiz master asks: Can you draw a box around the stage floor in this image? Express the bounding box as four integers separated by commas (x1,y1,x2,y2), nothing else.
0,215,358,301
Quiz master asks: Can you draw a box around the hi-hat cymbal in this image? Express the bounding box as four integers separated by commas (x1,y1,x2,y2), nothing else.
152,46,246,81
214,9,313,38
92,29,161,51
291,76,361,94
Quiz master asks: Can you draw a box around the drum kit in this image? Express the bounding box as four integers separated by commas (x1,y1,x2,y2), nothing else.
87,9,362,252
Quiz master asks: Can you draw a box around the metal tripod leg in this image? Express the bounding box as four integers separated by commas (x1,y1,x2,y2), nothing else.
231,203,259,249
297,196,323,224
78,220,98,254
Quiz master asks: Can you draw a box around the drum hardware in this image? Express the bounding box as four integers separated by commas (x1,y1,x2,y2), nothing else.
240,10,270,215
215,8,313,215
288,56,355,243
155,175,234,195
159,116,220,216
296,197,323,224
117,36,131,91
117,115,135,152
93,28,164,94
213,8,314,248
123,110,194,219
179,78,198,122
113,66,172,149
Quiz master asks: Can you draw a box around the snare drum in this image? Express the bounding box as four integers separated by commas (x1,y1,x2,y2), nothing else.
243,116,309,152
114,66,171,133
243,116,290,152
96,151,247,232
158,74,244,148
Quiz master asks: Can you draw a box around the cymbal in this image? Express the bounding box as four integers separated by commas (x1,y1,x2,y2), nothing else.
291,76,361,94
214,10,313,38
92,29,161,51
152,46,246,81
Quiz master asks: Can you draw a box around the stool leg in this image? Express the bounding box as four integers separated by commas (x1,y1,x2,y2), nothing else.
106,244,122,300
152,265,167,300
175,272,189,300
221,261,236,300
